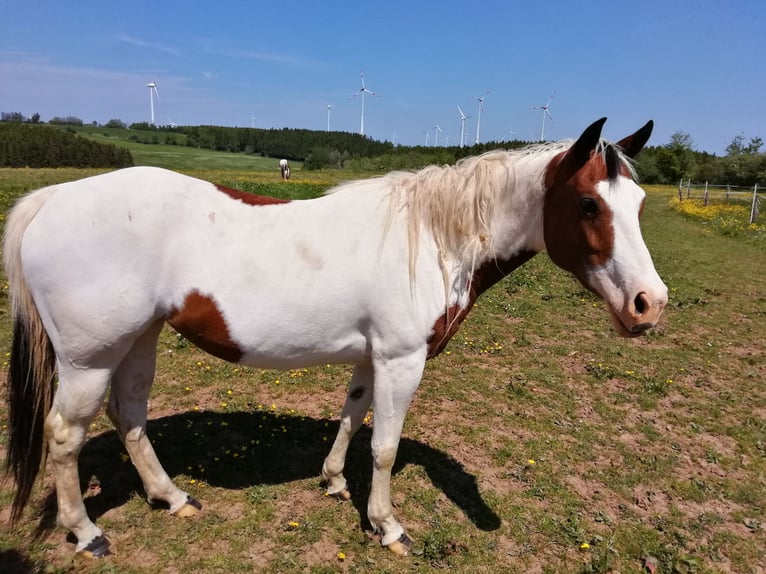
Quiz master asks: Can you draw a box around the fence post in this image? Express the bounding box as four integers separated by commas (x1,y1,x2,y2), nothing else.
686,179,691,199
704,182,709,206
726,184,730,200
678,178,683,201
750,184,759,224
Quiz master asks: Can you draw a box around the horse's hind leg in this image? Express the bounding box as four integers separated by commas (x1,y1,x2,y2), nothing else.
46,365,112,557
321,363,373,499
106,321,201,517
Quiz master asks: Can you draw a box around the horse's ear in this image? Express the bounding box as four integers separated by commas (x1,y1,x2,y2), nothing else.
616,120,654,158
567,117,608,170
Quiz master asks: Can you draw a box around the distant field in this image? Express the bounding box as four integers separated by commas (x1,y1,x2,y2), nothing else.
66,125,299,172
0,168,763,573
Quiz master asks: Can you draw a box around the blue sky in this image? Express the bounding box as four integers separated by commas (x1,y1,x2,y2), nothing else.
1,0,763,154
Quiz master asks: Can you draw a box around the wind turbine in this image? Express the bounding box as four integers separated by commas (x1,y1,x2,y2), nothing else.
433,124,442,147
350,70,378,136
529,91,555,141
250,115,256,128
147,82,160,125
326,104,332,132
457,105,471,148
471,90,490,144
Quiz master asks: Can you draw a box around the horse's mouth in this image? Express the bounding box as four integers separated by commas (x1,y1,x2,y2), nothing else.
607,307,653,338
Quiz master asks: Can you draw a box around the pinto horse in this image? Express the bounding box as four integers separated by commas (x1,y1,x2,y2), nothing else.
4,118,667,558
279,158,291,180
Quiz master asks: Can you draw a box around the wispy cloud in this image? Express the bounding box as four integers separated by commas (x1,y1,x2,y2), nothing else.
205,46,308,66
115,33,182,57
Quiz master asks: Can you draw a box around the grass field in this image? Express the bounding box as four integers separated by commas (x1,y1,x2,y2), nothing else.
0,167,764,574
65,125,301,172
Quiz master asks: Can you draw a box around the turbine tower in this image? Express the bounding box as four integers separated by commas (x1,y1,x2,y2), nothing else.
326,104,332,132
529,91,556,141
433,125,442,147
147,82,160,125
457,105,471,148
350,70,378,136
471,90,490,145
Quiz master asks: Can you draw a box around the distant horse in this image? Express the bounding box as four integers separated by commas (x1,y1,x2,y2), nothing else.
4,118,666,558
279,158,291,180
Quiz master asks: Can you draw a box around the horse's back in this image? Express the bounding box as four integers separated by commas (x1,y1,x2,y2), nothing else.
13,167,443,367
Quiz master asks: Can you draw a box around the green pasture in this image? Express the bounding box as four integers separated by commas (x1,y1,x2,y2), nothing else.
65,125,300,171
0,167,763,574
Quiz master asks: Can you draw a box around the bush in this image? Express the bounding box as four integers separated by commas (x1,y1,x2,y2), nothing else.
0,124,133,168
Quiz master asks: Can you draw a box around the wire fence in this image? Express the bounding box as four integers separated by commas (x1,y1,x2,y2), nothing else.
677,180,763,224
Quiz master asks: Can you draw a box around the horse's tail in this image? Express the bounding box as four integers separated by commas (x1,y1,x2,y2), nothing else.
3,188,57,524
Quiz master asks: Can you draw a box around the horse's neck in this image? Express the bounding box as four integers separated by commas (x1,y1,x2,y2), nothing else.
486,166,547,262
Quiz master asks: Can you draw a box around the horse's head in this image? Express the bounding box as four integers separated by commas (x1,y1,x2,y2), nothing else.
543,118,668,337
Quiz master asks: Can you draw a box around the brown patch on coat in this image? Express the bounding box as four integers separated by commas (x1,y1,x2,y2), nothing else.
427,250,536,358
215,184,290,206
542,148,623,284
167,290,243,363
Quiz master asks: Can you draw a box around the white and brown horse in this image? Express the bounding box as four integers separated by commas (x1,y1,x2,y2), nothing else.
279,158,291,180
4,118,666,557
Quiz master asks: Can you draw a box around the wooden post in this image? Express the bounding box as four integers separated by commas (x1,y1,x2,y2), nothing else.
678,178,683,201
750,184,759,224
704,182,709,206
686,179,691,199
726,184,730,200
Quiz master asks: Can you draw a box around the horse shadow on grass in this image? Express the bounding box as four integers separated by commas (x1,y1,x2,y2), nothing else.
35,409,501,541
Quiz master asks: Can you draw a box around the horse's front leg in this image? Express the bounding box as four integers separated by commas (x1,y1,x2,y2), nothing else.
322,363,374,499
367,350,426,556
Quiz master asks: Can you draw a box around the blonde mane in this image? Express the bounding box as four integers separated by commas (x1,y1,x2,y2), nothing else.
383,143,566,278
329,139,634,282
384,139,636,279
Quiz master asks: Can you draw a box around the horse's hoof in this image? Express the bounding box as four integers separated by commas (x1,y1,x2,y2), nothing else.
386,533,413,557
77,535,111,559
173,495,202,517
326,487,352,501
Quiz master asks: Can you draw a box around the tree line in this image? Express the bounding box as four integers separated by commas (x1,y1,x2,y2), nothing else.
634,132,765,187
171,125,766,186
1,112,763,185
0,123,133,168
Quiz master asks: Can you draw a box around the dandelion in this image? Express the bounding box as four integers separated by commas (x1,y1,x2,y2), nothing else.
580,542,590,550
287,521,300,530
527,459,536,466
337,551,347,561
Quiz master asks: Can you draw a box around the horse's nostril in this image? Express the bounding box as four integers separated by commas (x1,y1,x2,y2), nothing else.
634,292,648,315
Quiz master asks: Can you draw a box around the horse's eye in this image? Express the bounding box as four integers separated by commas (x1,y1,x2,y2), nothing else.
579,197,600,219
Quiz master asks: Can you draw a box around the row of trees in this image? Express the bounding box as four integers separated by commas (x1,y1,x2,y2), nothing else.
1,112,763,185
0,124,133,168
635,132,765,187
